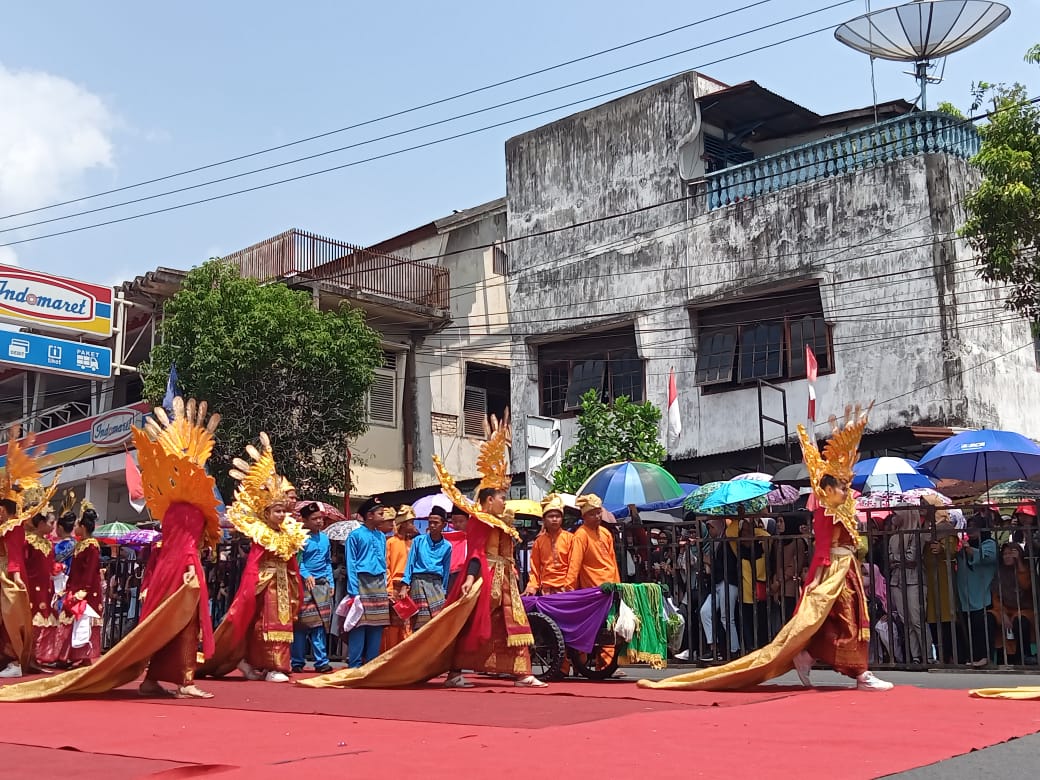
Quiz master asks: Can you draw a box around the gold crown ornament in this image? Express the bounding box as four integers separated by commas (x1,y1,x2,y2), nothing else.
226,432,306,559
131,397,224,548
433,419,518,540
0,425,62,535
59,489,77,518
796,402,872,540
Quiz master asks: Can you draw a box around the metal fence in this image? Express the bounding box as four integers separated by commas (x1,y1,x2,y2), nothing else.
100,506,1040,671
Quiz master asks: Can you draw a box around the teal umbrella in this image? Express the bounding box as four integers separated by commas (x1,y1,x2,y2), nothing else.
684,481,769,516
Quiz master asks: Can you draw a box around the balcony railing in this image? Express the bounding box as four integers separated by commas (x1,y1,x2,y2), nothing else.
705,111,981,210
221,228,450,312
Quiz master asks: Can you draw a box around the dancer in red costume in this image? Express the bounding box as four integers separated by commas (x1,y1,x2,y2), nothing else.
0,397,224,701
23,512,60,666
54,511,104,667
196,433,306,684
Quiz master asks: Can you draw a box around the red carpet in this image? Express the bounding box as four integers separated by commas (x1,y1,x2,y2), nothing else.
1,677,1038,778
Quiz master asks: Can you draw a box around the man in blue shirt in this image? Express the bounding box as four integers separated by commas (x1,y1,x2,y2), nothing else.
292,503,335,673
345,497,390,668
399,506,453,629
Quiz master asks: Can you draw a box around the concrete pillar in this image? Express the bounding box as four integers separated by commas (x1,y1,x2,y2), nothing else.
85,477,110,520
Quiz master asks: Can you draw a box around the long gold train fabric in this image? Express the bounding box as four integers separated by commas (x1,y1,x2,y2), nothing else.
971,688,1040,700
0,582,200,701
638,556,853,691
297,580,483,689
0,570,33,670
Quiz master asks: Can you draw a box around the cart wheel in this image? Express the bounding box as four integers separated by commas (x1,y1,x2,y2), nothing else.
527,611,566,681
568,644,620,680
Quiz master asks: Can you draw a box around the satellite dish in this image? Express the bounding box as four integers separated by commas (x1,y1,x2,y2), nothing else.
835,1,1010,109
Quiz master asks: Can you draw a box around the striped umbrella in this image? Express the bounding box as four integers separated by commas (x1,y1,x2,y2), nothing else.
852,457,934,494
576,461,685,510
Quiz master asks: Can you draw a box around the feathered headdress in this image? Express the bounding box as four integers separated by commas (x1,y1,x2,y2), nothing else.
797,402,872,539
0,425,62,532
433,419,518,540
59,489,77,518
131,396,223,548
226,433,306,559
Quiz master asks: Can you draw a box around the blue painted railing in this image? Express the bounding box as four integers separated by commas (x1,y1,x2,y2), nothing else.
705,111,980,210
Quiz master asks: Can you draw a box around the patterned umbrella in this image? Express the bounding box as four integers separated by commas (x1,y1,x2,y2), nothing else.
856,488,951,509
982,480,1040,502
576,461,685,510
93,522,137,543
322,519,361,542
294,500,347,523
119,529,161,546
684,481,769,516
733,472,799,505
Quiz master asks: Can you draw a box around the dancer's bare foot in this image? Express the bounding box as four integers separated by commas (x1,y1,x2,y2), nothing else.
175,684,214,699
138,679,173,697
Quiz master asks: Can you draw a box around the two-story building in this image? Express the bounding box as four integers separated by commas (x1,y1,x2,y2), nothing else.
505,71,1040,488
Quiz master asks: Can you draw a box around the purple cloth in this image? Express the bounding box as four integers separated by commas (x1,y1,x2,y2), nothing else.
521,587,613,653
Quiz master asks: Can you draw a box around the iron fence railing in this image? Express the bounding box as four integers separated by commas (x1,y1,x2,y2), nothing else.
704,111,981,210
220,228,450,311
100,506,1040,672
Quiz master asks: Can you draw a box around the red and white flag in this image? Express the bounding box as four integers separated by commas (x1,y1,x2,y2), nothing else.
805,345,818,422
125,452,146,513
667,367,682,443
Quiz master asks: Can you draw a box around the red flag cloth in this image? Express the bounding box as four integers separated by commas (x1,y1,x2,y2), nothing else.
125,452,146,513
667,367,682,442
806,345,818,422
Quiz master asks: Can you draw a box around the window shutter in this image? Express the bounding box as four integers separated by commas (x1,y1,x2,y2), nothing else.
463,386,488,438
368,369,397,426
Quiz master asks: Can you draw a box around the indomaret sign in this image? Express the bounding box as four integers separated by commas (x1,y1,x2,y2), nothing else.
0,264,113,338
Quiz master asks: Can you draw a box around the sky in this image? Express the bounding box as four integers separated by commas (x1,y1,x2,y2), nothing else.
0,0,1038,287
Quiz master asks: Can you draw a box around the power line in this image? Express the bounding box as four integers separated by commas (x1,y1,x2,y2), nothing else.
0,0,784,221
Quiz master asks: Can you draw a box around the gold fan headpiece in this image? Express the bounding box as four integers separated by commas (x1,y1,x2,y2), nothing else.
0,425,62,529
226,433,306,559
797,402,872,538
131,396,223,548
59,489,78,517
433,420,518,540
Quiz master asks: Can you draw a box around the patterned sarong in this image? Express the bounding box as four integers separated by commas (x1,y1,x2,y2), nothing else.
357,572,390,627
410,573,446,629
297,578,333,630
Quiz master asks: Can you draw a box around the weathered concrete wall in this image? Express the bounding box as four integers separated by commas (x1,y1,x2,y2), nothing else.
505,73,1040,480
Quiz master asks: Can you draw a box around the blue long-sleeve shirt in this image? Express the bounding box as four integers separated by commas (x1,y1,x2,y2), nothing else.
402,533,453,589
298,530,333,582
346,524,387,596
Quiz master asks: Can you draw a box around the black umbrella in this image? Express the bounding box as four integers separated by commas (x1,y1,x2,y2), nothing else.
772,462,811,488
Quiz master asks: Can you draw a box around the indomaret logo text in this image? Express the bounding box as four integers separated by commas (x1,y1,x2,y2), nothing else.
0,278,94,322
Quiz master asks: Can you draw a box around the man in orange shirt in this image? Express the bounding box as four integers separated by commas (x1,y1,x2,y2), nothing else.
567,494,620,589
567,493,622,675
523,494,573,596
381,505,416,650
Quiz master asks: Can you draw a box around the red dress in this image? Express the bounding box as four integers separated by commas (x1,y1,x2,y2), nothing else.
0,523,32,669
23,528,60,665
56,537,103,663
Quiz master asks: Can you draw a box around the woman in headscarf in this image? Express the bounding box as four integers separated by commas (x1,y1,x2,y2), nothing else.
887,508,926,664
990,543,1036,664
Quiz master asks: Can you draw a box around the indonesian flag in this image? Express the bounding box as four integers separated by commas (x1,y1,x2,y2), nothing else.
125,452,146,513
806,345,818,423
667,366,682,443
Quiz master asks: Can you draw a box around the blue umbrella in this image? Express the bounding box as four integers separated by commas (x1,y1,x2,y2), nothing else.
576,461,685,509
918,429,1040,484
696,479,773,512
852,457,934,493
611,484,699,519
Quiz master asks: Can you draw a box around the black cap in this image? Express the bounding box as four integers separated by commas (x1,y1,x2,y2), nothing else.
358,497,383,517
429,506,447,519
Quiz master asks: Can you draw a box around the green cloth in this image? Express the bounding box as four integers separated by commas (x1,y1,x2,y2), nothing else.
602,582,668,669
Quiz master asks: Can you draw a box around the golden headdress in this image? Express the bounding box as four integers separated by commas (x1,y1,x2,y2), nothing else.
796,402,872,539
433,421,518,540
226,432,307,559
59,489,77,518
0,425,62,534
540,493,565,515
131,396,223,548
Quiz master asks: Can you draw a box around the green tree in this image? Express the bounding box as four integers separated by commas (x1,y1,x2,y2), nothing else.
550,389,667,493
960,45,1040,322
139,260,382,502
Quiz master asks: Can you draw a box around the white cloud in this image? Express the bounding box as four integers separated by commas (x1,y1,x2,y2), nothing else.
0,63,116,214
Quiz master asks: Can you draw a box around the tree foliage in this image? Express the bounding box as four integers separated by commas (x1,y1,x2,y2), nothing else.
961,45,1040,322
550,390,667,493
139,260,382,502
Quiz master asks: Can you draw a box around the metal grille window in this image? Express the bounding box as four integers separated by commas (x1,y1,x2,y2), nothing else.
463,386,488,437
738,321,784,382
694,330,738,385
537,327,645,416
367,350,399,426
